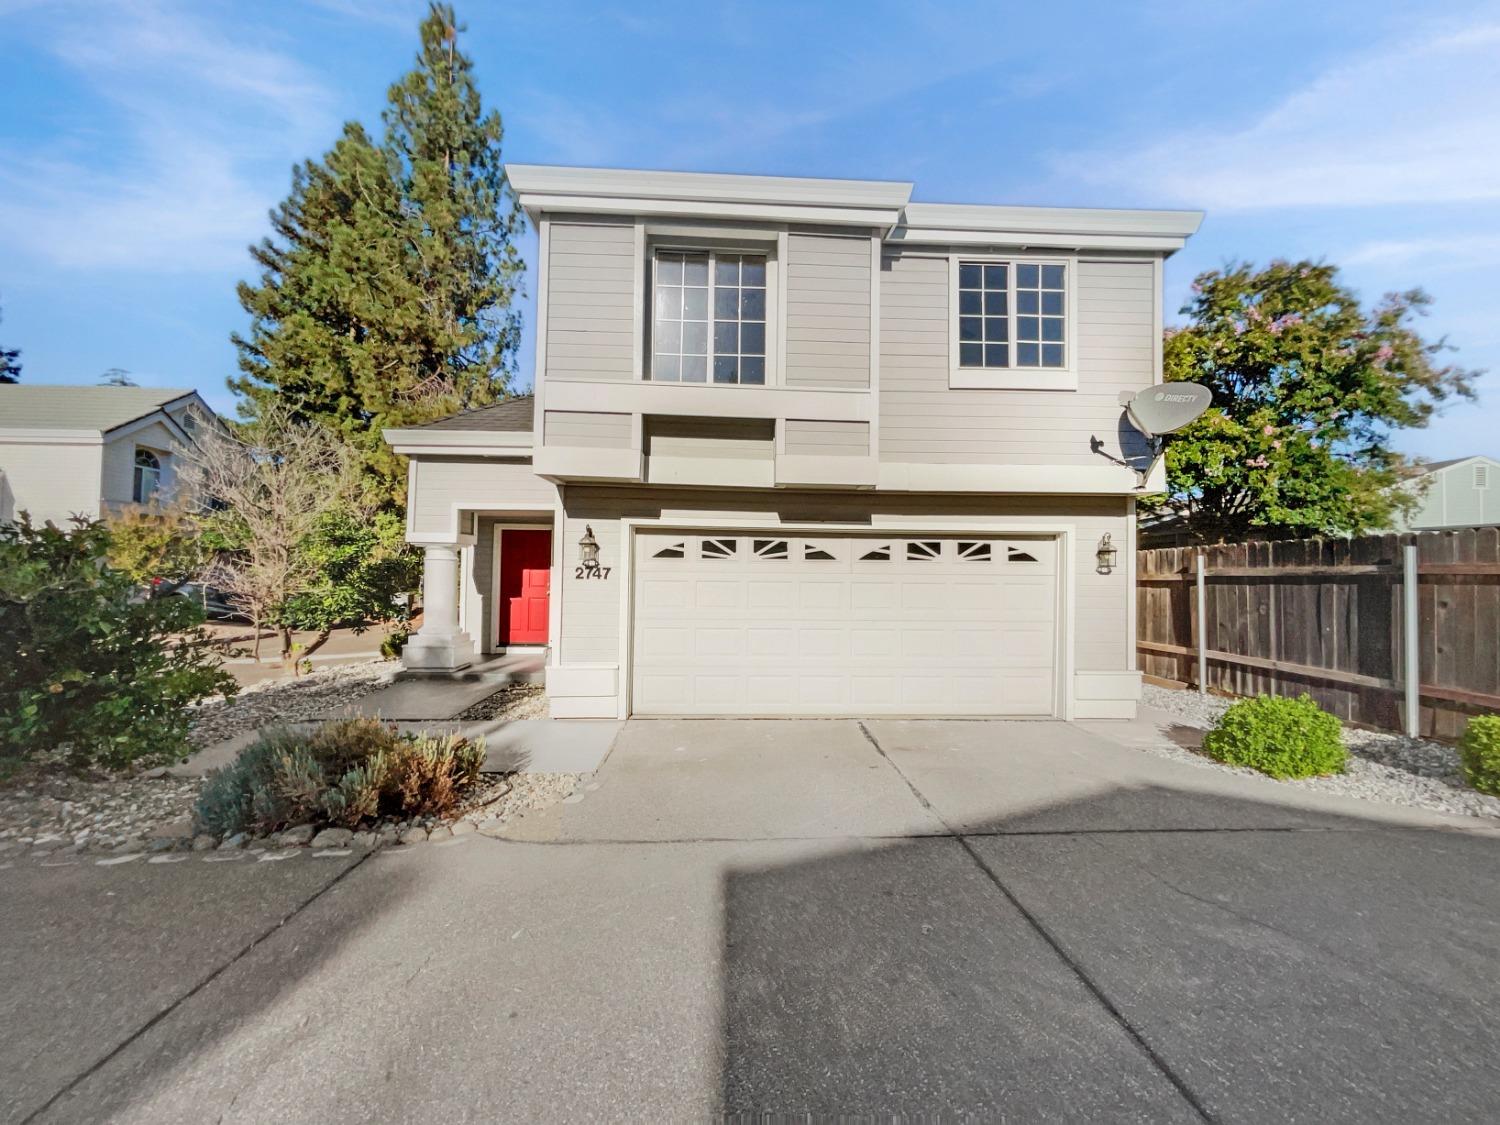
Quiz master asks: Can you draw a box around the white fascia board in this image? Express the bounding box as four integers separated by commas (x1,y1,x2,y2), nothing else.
894,203,1204,253
877,459,1166,495
533,446,643,483
382,428,535,456
0,429,104,445
507,163,913,210
517,193,903,230
105,410,191,446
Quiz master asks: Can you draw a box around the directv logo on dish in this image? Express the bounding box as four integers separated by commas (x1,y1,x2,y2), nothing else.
1154,392,1197,403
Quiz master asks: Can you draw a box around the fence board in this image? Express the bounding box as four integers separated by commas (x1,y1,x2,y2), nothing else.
1137,528,1500,738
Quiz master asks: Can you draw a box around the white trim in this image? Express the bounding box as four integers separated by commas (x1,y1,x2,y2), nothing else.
490,522,554,651
1125,496,1138,671
1152,254,1165,382
946,253,1079,391
775,454,878,489
533,446,644,483
520,194,903,230
868,233,882,460
507,164,912,209
631,219,646,381
406,499,554,547
614,517,1076,721
549,486,566,660
383,430,534,456
544,378,871,423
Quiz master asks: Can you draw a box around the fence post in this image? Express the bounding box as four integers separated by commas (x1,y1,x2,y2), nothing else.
1404,542,1420,737
1196,550,1208,697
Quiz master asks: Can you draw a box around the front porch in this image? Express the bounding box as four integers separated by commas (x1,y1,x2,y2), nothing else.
403,513,556,676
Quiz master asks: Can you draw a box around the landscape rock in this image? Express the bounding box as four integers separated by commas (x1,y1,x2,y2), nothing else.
351,831,377,848
278,824,316,846
427,825,453,842
218,832,250,850
449,820,475,836
376,825,400,846
190,833,218,852
147,837,180,854
399,826,428,845
311,827,353,849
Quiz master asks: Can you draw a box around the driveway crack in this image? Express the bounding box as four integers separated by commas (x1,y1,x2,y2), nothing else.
21,850,377,1125
855,721,1216,1124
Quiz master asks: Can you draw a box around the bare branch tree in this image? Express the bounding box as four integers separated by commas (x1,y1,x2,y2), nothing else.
179,402,359,667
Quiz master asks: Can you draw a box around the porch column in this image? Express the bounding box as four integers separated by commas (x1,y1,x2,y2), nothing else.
402,544,475,672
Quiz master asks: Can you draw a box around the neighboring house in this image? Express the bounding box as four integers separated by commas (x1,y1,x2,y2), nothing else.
1392,456,1500,532
0,385,215,526
385,166,1202,721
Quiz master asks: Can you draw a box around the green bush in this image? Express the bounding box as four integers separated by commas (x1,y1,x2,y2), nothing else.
0,515,236,770
1201,693,1347,779
194,717,486,835
1458,714,1500,796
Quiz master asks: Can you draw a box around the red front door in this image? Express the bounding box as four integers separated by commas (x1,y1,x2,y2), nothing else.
498,529,551,646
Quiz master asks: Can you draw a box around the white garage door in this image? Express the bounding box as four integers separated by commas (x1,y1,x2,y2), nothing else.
631,532,1059,717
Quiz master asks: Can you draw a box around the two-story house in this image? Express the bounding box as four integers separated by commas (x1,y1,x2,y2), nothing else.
0,385,216,526
384,166,1202,720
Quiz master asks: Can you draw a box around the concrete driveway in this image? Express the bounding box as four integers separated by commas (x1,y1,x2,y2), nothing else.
6,718,1500,1122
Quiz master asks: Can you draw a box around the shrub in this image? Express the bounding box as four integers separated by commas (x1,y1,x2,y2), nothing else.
0,515,236,770
1458,715,1500,796
1201,693,1347,779
194,718,486,835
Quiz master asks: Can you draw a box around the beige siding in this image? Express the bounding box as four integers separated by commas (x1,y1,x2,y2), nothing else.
557,486,1130,674
784,233,871,389
645,416,774,460
100,422,178,506
783,419,870,457
408,457,557,538
0,441,103,525
879,253,1158,465
543,410,632,448
546,220,636,382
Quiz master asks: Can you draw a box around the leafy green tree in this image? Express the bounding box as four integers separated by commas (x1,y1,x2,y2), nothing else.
1,294,20,384
231,4,523,505
1146,261,1478,543
279,509,421,666
0,516,235,770
104,502,207,592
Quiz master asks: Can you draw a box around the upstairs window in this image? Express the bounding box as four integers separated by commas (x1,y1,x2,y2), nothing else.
651,250,767,385
132,448,162,504
958,260,1067,370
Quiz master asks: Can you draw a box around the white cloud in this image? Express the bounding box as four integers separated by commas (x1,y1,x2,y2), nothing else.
0,0,339,272
1344,236,1500,271
1067,21,1500,209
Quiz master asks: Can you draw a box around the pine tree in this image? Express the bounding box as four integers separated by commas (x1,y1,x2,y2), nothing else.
231,5,523,505
0,294,21,384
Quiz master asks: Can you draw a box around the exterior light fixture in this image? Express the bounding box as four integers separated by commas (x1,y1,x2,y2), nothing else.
1096,532,1119,575
578,525,601,573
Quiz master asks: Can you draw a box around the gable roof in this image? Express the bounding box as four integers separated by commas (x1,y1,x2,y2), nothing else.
1413,455,1500,475
0,385,202,434
418,395,535,432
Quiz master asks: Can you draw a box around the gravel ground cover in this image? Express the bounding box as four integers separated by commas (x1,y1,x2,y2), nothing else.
2,671,567,860
1141,683,1500,821
455,683,549,722
188,660,395,747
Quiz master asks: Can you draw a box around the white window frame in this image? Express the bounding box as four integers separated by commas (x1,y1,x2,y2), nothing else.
646,243,779,387
947,253,1079,391
132,447,163,504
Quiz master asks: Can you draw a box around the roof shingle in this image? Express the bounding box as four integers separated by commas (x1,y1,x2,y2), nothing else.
418,395,534,432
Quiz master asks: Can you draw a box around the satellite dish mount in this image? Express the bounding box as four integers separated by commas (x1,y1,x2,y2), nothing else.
1117,383,1213,488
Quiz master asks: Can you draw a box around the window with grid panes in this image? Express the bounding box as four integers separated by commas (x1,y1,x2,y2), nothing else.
651,250,767,384
957,260,1066,369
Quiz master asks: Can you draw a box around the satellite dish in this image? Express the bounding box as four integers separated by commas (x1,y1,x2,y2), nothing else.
1121,383,1213,438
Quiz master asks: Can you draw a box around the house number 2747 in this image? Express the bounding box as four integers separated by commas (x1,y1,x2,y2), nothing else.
575,565,612,580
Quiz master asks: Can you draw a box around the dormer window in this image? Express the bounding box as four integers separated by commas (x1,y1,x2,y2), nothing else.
651,250,767,385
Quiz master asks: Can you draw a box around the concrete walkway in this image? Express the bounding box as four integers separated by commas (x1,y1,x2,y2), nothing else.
8,719,1500,1122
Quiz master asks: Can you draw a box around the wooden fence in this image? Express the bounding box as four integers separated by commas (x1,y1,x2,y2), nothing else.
1137,527,1500,738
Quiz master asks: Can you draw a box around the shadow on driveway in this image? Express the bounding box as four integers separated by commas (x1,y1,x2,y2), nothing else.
718,777,1500,1119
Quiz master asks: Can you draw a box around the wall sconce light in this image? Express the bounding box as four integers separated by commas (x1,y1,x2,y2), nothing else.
578,525,601,573
1096,532,1119,575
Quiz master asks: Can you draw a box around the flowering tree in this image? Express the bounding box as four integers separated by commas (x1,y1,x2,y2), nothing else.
1144,260,1478,543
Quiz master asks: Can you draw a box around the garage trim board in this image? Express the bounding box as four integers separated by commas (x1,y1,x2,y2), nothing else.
618,520,1076,719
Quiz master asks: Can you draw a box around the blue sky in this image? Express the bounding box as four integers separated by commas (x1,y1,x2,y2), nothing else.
2,0,1497,459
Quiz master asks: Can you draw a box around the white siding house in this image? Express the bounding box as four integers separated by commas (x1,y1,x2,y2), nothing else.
0,385,215,526
1394,456,1500,531
386,166,1203,722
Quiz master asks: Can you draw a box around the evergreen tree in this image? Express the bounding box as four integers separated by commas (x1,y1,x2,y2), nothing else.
0,295,20,384
231,4,522,505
